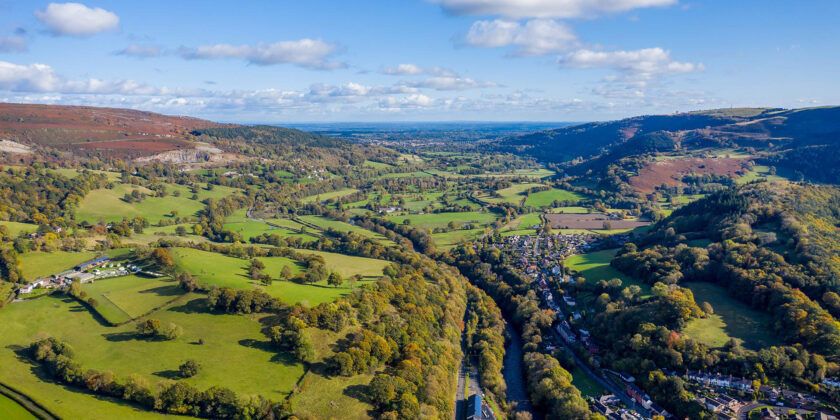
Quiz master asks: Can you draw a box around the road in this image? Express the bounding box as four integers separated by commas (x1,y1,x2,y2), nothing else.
737,402,811,419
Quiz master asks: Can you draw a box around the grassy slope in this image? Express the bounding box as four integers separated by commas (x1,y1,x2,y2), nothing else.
170,248,386,305
76,183,240,224
566,249,651,296
0,221,38,236
298,215,395,245
301,188,359,203
386,211,496,230
0,295,302,418
683,282,780,350
524,188,584,207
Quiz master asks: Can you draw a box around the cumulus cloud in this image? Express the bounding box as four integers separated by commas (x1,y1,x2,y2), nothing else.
35,2,119,36
402,76,498,91
0,61,201,96
0,36,27,52
115,44,162,58
427,0,676,19
177,39,344,69
466,19,577,55
559,47,703,79
379,94,437,110
379,64,456,77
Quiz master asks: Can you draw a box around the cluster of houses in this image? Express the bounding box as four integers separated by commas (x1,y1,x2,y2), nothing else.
466,394,495,420
18,256,141,296
685,370,753,392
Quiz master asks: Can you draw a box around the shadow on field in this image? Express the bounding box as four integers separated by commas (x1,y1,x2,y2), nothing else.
238,339,299,366
137,285,182,297
168,297,210,314
102,332,166,342
152,369,180,379
343,384,372,404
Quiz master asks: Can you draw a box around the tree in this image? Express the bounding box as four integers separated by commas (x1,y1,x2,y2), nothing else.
280,265,293,280
328,272,343,288
175,226,187,236
136,319,162,337
179,359,202,378
152,247,174,267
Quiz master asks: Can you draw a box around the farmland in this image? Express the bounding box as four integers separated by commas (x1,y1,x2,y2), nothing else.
386,211,497,230
628,157,746,193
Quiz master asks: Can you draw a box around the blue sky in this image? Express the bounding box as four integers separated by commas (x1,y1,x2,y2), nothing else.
0,0,837,122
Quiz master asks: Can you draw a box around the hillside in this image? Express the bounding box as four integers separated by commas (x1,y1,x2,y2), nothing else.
495,106,840,182
0,103,340,161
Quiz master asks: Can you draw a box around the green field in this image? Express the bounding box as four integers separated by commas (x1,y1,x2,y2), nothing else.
76,183,241,224
0,221,38,237
479,182,542,204
431,229,484,250
567,249,651,296
524,188,584,207
293,328,375,418
683,282,780,350
0,294,304,418
83,275,185,324
737,165,788,185
503,213,543,231
171,248,386,305
298,215,395,245
363,160,393,169
0,394,37,420
18,251,98,280
572,366,605,397
301,188,359,203
387,211,497,230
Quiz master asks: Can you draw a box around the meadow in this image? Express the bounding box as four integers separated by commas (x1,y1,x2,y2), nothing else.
523,188,584,207
298,215,395,245
0,294,305,418
76,183,241,224
82,275,185,325
0,394,37,420
301,188,359,203
170,248,386,305
566,249,651,296
18,251,99,280
386,211,497,230
683,282,780,350
478,182,542,204
0,221,38,236
431,229,484,250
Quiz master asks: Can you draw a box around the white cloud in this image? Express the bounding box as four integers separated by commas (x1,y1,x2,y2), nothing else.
466,19,577,55
116,44,162,58
178,39,344,69
380,64,456,77
0,36,27,52
559,47,703,79
0,61,201,96
379,94,437,110
403,76,498,90
35,2,119,36
427,0,676,19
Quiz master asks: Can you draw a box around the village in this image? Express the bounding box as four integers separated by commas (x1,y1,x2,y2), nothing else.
495,231,840,420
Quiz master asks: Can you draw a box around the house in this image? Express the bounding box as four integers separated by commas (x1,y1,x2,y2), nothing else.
625,384,651,408
619,372,636,383
702,397,726,412
649,402,669,418
557,323,577,343
466,394,482,420
759,407,778,420
686,371,752,391
74,256,109,271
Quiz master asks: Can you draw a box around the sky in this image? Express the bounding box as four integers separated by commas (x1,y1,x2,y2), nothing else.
0,0,838,123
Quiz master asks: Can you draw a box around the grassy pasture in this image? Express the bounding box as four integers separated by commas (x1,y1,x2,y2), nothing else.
567,249,651,296
572,366,606,398
737,165,788,185
293,328,375,418
363,160,392,169
683,282,779,350
18,251,98,280
82,275,185,324
386,211,496,230
0,294,304,418
301,188,359,203
76,183,240,224
0,394,37,420
298,215,395,245
431,229,484,250
479,182,542,204
170,248,385,305
524,188,584,207
0,221,38,236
